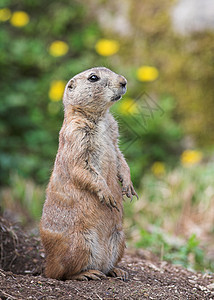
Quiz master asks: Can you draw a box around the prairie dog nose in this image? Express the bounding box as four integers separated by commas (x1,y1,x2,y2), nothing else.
118,75,127,88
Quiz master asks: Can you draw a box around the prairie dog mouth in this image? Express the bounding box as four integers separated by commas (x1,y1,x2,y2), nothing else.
111,86,126,102
112,95,122,102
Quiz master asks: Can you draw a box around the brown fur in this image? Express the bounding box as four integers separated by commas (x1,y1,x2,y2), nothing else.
40,67,138,281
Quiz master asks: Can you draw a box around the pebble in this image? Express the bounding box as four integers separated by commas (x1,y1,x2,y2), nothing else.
207,283,214,290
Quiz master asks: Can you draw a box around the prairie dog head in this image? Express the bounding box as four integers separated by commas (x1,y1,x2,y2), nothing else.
63,67,127,113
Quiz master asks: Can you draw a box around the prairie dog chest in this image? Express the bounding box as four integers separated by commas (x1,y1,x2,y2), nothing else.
91,119,117,173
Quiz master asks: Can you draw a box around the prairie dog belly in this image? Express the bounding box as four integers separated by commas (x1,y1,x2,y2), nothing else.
83,226,125,274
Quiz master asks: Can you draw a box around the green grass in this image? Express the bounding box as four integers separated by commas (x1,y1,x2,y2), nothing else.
134,230,214,272
124,162,214,272
1,174,45,225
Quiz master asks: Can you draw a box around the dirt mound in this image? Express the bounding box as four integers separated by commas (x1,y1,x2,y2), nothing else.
0,216,43,275
0,217,214,299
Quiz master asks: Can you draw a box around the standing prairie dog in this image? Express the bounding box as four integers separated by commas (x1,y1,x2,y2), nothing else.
40,67,138,281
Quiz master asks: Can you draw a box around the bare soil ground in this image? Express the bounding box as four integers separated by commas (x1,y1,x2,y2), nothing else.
0,216,214,300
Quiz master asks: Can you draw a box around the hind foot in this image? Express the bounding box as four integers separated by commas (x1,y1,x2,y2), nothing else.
71,269,106,281
108,267,128,281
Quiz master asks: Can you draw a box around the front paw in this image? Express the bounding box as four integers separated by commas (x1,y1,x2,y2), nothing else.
97,189,118,210
122,182,138,201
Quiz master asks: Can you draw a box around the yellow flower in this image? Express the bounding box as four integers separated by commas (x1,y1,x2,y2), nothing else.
181,150,202,167
119,98,138,115
49,41,69,57
95,39,120,56
137,66,159,82
10,11,29,27
0,8,11,22
151,162,166,176
48,80,66,102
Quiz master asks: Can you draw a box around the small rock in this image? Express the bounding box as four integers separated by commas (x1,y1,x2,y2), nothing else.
133,277,141,281
148,263,160,272
188,279,196,284
207,283,214,290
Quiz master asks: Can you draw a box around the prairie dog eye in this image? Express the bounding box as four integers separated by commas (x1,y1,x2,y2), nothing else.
88,74,100,82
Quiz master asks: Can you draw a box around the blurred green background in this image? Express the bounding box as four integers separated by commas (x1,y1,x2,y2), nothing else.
0,0,214,272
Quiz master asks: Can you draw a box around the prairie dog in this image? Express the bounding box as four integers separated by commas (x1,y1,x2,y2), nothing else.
40,67,138,281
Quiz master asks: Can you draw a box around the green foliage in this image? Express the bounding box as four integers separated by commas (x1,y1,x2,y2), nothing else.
1,174,45,224
123,162,214,273
0,0,101,185
124,162,214,231
136,230,214,272
125,0,214,146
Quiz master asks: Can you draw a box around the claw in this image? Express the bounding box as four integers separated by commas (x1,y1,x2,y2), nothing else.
110,198,120,212
118,175,123,183
108,267,128,282
106,202,113,211
85,274,101,280
130,185,139,199
114,205,120,212
71,270,106,281
122,186,127,193
122,184,139,201
133,190,139,200
109,197,116,207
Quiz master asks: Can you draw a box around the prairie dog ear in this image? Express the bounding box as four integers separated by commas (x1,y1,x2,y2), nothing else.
67,79,75,90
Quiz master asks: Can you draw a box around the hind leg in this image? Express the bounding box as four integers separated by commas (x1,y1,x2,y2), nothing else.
108,267,128,281
107,229,128,281
70,269,106,281
41,230,92,280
